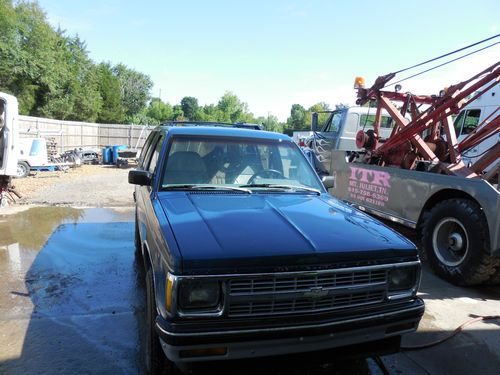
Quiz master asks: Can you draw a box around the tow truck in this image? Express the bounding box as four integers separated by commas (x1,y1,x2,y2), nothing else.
311,61,499,286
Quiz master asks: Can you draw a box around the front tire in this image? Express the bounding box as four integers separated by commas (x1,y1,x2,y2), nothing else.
15,161,30,178
422,199,499,286
145,267,175,375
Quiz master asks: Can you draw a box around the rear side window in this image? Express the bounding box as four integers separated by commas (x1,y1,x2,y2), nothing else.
454,109,481,136
139,132,157,168
147,135,164,174
359,114,394,129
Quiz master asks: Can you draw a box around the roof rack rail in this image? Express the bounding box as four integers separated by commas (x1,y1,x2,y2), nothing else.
160,121,264,130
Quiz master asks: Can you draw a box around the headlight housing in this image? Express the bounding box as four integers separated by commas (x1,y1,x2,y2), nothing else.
178,279,221,312
388,267,417,293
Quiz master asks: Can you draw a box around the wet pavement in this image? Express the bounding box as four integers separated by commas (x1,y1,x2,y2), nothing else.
0,207,383,375
0,207,143,374
1,207,499,374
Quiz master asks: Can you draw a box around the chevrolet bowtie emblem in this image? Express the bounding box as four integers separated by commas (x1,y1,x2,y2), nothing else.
303,287,329,299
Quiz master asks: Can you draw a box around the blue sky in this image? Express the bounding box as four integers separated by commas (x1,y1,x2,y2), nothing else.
38,0,499,120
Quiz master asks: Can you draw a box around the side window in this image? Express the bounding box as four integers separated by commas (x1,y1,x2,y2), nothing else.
147,135,164,174
460,109,481,135
324,112,342,132
139,132,156,168
359,114,394,129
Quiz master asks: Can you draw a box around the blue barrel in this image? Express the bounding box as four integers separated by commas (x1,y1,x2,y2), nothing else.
112,145,127,164
102,147,111,164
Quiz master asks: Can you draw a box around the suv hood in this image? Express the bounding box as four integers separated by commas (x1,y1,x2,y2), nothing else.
158,192,416,273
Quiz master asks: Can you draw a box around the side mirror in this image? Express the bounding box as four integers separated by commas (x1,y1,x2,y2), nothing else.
129,169,152,186
321,175,335,189
311,112,319,131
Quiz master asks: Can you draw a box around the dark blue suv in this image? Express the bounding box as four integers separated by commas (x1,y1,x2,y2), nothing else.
129,123,424,374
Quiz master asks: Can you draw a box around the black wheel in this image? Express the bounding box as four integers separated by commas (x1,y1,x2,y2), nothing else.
484,264,500,285
15,161,30,178
421,199,499,286
145,267,175,374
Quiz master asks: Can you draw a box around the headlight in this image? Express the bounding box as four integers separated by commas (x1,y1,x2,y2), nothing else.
388,267,416,292
178,279,221,311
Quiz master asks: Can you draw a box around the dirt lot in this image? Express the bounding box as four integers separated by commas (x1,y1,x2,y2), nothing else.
11,165,134,207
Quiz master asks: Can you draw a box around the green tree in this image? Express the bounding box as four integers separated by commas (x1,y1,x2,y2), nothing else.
217,91,248,122
64,36,103,122
306,102,331,129
286,104,307,130
0,0,20,92
96,63,125,123
172,105,185,120
180,96,199,120
196,104,222,121
146,97,173,123
259,114,283,133
113,63,153,117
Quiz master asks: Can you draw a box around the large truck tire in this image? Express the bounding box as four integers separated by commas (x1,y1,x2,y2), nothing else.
484,264,500,285
421,199,499,286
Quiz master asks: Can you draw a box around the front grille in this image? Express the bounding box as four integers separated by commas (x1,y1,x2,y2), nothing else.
227,269,387,317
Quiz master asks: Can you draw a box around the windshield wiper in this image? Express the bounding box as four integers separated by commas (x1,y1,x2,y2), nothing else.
163,184,252,194
239,183,321,195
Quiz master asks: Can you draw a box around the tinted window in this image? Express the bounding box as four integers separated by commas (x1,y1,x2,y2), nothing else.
162,137,322,190
147,135,164,174
139,132,157,168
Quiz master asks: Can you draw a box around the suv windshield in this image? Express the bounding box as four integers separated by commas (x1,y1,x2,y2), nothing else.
161,137,323,192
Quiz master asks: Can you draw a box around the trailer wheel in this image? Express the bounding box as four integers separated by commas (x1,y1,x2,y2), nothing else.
15,161,30,178
422,199,499,286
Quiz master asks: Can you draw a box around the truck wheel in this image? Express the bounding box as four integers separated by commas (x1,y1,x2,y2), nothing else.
15,161,30,178
145,267,175,375
422,199,499,286
484,265,500,285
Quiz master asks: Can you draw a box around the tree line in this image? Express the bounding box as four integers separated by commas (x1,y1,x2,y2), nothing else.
0,0,335,133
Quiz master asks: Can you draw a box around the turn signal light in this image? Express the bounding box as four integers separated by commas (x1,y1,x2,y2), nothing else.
354,76,365,89
166,276,173,312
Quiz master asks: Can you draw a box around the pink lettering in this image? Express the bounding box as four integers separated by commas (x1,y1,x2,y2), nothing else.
349,166,391,188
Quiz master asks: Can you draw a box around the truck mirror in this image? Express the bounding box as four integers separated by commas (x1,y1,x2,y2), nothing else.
321,175,335,189
311,113,319,131
129,169,152,186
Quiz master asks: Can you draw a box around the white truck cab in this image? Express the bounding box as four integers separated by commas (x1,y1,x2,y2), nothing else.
311,106,395,169
0,92,19,179
453,85,499,170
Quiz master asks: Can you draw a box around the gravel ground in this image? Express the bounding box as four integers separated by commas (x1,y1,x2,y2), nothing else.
11,165,134,207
